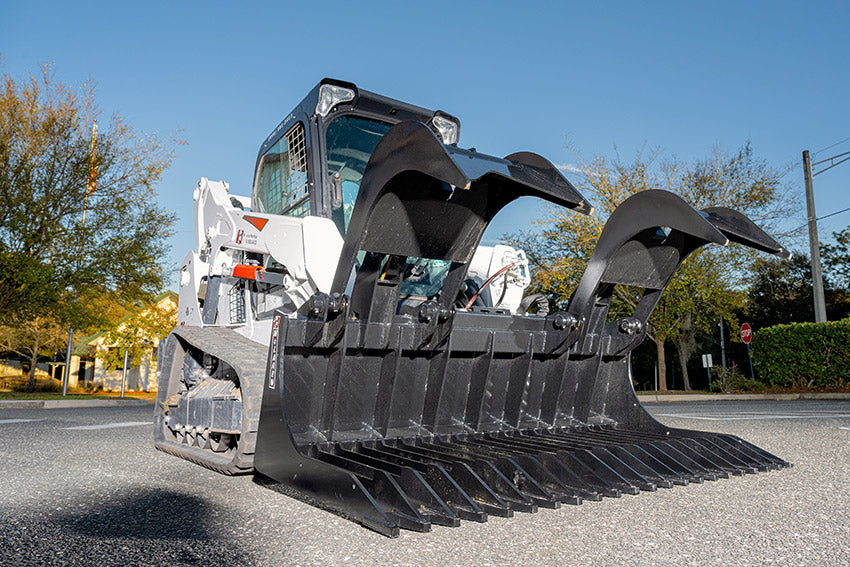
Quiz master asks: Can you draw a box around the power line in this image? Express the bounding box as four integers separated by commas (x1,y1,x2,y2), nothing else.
813,137,850,157
813,154,850,177
812,149,850,167
818,205,850,223
791,205,850,233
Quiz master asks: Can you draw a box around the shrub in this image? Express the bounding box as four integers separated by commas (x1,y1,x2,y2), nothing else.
9,376,63,392
711,364,767,392
752,317,850,388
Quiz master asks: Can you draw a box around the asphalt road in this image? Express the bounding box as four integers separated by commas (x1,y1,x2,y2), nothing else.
1,400,848,567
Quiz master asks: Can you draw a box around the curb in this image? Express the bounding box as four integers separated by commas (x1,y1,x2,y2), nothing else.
0,398,154,409
637,392,850,402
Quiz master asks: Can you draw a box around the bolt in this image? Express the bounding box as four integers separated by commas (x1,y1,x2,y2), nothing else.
419,302,437,323
553,313,578,330
619,318,642,335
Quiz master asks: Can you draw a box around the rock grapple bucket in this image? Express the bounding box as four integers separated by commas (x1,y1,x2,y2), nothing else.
253,122,791,537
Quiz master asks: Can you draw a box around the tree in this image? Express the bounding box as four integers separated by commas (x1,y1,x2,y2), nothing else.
0,64,178,329
822,226,850,290
101,295,177,372
0,316,67,392
512,143,794,390
745,251,850,328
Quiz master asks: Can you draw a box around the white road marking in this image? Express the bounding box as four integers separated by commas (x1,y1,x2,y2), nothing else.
0,418,46,425
839,427,850,431
63,421,152,430
657,413,850,421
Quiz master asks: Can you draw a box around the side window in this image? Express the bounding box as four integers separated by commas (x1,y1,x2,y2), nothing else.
254,122,310,216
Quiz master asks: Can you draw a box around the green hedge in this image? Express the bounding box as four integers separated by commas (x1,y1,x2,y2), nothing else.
752,317,850,388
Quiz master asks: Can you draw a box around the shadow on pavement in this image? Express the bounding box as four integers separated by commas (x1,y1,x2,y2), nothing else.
5,489,258,567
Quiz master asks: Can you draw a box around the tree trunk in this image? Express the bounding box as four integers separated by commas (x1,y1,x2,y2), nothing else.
26,337,42,394
673,311,696,391
677,345,692,391
651,336,668,391
26,354,38,393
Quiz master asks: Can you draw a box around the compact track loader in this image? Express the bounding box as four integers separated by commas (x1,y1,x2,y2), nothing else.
155,79,791,536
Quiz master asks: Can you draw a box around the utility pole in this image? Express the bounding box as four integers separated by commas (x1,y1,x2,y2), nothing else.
719,319,726,369
803,150,827,323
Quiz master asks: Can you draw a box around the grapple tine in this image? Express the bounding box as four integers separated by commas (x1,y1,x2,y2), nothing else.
702,207,792,259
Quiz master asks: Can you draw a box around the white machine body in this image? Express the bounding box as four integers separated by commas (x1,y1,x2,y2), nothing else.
177,178,531,345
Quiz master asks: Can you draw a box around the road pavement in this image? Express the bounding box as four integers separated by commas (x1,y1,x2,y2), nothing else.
1,400,848,566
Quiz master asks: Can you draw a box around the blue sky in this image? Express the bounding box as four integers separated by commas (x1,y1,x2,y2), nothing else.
3,1,848,284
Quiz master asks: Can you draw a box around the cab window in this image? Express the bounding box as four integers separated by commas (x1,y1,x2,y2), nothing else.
324,115,392,234
254,122,309,216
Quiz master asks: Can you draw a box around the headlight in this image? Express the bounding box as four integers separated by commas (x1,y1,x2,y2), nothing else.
316,84,355,117
431,115,459,145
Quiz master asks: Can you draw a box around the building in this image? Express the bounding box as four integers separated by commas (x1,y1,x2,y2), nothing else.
68,291,177,392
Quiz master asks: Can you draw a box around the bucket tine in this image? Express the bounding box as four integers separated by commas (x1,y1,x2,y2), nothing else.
438,438,582,505
532,452,613,500
600,445,678,488
396,468,461,527
534,430,676,488
337,446,458,527
690,438,762,473
673,438,748,476
378,441,488,522
618,444,693,485
312,449,426,533
658,440,731,478
425,439,560,509
395,441,514,517
588,447,666,490
711,436,782,470
639,443,714,482
720,435,791,468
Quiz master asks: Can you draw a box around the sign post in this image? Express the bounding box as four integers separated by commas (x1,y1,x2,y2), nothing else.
741,323,755,379
121,348,129,398
701,354,713,392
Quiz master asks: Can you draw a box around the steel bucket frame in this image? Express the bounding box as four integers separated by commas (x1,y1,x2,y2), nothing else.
253,121,791,536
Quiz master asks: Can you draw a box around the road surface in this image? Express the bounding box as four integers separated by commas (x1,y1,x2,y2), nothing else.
1,400,848,566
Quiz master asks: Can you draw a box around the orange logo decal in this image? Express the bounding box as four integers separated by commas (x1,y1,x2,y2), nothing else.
243,215,269,231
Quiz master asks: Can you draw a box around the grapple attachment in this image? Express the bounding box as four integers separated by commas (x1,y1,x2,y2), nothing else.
253,122,790,537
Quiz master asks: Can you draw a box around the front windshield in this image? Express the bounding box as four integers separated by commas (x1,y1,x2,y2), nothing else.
324,115,392,235
325,115,451,303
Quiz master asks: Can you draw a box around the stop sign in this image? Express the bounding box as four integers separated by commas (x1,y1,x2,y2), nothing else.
741,323,752,344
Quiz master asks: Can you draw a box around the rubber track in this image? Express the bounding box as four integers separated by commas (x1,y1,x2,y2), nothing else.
154,326,268,475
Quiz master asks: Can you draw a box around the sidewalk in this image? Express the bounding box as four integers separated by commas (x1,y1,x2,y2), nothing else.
636,392,850,402
0,397,154,409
